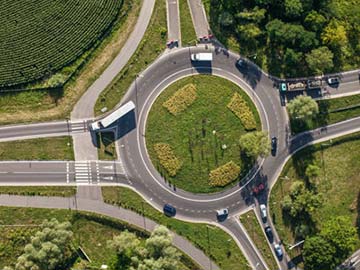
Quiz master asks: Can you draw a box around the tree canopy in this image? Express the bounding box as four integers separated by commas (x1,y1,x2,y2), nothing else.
108,225,181,270
239,131,270,158
287,95,319,120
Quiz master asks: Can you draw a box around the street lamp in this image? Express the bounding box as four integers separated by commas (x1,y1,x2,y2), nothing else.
65,117,71,146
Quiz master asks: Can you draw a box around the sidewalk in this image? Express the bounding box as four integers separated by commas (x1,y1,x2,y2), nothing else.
187,0,209,37
0,194,219,270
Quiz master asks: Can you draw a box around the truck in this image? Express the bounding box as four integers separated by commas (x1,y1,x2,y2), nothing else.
190,53,213,62
279,79,323,92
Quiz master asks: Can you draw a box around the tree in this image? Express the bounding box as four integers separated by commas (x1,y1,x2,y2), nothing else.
108,225,180,270
219,11,233,27
303,236,336,270
304,11,327,33
305,46,334,75
321,19,348,48
305,164,320,186
284,48,303,77
108,230,142,269
285,0,303,17
321,216,357,264
236,23,262,41
287,95,319,120
239,131,270,158
236,6,266,24
6,219,73,270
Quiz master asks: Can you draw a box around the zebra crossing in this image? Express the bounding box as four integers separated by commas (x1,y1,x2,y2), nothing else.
74,161,92,184
73,160,126,185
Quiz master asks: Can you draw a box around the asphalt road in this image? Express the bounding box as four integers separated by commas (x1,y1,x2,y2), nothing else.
187,0,209,37
166,0,181,43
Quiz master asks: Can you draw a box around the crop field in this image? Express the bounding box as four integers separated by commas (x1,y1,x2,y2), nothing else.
0,0,123,87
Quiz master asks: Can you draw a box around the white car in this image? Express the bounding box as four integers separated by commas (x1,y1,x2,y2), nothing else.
260,204,267,221
216,208,229,221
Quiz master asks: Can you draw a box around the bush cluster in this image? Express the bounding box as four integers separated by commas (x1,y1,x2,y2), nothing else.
227,93,256,130
162,84,197,115
154,143,182,176
209,161,241,187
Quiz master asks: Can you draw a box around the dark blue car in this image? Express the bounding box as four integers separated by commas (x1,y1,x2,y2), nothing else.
163,204,176,217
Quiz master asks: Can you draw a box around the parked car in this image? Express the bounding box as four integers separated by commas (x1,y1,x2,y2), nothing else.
216,208,229,221
271,136,277,156
163,204,176,217
260,204,267,222
264,226,274,243
327,77,340,85
252,183,265,195
274,243,283,260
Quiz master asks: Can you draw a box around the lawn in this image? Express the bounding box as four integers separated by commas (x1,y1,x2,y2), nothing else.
0,0,141,125
269,132,360,260
291,94,360,134
179,0,197,45
239,210,278,270
0,137,74,160
102,186,251,270
0,207,197,270
0,186,76,197
95,0,167,116
146,75,261,193
97,131,117,160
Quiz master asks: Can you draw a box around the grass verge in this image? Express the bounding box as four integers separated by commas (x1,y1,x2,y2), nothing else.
0,0,141,124
179,0,197,45
240,210,278,270
95,0,167,116
269,132,360,260
291,94,360,134
146,75,261,193
0,207,197,270
102,186,251,269
0,137,74,160
97,131,117,160
0,187,76,197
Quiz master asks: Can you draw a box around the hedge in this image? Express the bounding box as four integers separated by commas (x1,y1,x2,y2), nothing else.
209,161,241,187
162,84,197,115
154,143,182,176
227,93,257,130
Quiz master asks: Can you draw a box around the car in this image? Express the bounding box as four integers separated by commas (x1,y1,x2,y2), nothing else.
274,243,283,260
236,59,247,69
327,77,340,85
279,82,287,92
252,183,265,195
163,204,176,217
259,204,267,222
216,208,229,221
271,137,277,156
264,226,274,243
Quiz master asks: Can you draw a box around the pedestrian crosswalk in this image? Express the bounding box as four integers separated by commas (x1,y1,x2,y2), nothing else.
72,160,126,185
75,161,92,185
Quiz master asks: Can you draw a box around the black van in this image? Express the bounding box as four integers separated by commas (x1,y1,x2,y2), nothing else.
163,204,176,217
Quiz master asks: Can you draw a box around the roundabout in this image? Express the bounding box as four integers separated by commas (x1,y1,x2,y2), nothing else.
119,45,288,217
145,75,261,193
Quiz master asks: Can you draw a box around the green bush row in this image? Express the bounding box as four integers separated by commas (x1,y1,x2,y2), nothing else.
209,161,241,187
227,93,257,131
162,84,197,115
154,143,182,176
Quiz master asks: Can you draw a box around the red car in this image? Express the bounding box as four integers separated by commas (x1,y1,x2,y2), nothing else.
252,183,265,195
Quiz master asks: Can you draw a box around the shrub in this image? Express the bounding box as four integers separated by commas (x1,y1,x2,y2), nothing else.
227,93,256,130
154,143,182,176
162,84,197,115
209,161,241,187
